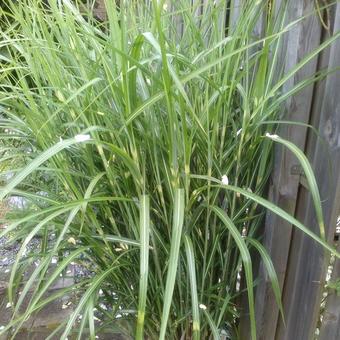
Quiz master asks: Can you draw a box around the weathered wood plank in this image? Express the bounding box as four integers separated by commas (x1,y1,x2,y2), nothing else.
94,0,108,21
253,1,323,339
275,4,340,339
229,0,242,30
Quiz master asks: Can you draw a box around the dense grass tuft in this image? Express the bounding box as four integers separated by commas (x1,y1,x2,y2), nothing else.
0,1,339,338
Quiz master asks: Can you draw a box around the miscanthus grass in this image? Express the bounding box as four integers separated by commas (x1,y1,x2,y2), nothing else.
0,1,339,339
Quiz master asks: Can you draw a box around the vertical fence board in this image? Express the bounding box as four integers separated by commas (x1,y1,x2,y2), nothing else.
93,0,107,21
275,4,340,339
253,1,323,339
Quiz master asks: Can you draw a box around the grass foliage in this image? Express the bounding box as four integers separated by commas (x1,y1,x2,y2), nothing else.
0,0,339,338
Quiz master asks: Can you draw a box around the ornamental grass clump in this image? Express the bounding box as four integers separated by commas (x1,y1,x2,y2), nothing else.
0,1,339,339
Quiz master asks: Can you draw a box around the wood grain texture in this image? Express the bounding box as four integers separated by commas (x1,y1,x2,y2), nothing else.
275,4,340,339
253,1,323,338
94,0,108,21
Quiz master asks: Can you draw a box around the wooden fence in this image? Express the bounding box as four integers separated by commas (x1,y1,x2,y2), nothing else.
242,1,340,339
92,0,340,338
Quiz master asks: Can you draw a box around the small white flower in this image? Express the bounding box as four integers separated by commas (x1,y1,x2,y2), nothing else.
67,237,76,245
199,304,207,310
221,175,229,186
265,132,279,139
99,289,104,296
51,257,58,264
0,325,5,331
74,134,91,142
6,302,12,309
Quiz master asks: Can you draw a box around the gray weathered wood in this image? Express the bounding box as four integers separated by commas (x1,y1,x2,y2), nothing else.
275,4,340,339
94,0,108,21
253,1,323,339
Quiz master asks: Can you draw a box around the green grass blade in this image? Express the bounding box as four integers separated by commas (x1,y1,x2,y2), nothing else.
202,308,220,340
9,247,88,336
211,206,256,340
136,195,150,340
88,296,95,340
0,137,92,200
191,175,340,258
246,238,284,323
8,206,78,303
92,234,141,247
159,188,185,340
265,133,325,239
184,234,200,340
60,253,129,340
